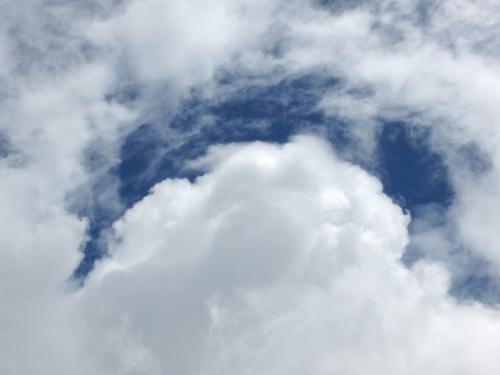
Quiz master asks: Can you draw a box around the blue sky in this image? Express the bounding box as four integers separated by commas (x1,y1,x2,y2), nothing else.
2,1,500,374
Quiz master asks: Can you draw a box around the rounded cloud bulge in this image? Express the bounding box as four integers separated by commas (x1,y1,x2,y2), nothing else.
76,136,500,375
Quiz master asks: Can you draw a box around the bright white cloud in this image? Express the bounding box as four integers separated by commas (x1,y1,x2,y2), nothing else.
78,136,500,374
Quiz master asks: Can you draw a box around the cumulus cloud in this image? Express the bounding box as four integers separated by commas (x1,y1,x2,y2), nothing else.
77,136,500,374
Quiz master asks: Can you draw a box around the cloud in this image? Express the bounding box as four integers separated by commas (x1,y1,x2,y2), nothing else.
77,136,500,374
264,0,500,282
0,3,136,372
2,0,500,373
87,0,281,97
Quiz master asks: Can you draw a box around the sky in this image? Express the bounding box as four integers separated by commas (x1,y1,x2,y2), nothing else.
2,0,500,374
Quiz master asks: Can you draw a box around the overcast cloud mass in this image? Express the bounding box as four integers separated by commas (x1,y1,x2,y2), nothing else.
2,0,500,374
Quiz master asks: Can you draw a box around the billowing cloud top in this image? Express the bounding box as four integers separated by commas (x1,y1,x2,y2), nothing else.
2,0,500,374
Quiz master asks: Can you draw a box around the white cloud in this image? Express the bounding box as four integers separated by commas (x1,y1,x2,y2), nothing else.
2,0,500,373
88,0,279,91
77,136,500,374
0,4,136,373
268,0,500,279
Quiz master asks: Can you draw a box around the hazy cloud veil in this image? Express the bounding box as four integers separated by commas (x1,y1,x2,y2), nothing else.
2,0,500,374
